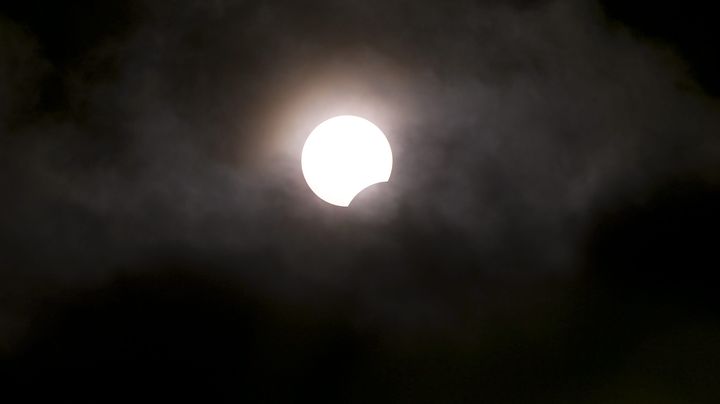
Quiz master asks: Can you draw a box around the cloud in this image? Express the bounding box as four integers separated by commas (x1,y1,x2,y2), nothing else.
1,0,719,349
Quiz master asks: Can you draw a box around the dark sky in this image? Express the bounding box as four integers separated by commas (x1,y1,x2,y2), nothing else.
1,1,720,402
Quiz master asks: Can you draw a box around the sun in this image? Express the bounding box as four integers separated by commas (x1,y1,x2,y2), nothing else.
301,115,393,207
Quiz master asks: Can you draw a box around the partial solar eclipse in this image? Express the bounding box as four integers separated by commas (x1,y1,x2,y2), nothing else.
301,115,393,207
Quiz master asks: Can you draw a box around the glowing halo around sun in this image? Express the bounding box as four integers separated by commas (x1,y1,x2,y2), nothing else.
301,115,393,207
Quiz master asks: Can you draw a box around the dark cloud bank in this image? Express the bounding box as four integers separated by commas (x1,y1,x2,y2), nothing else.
1,0,720,402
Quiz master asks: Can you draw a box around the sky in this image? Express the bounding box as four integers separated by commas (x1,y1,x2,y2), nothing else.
1,0,720,402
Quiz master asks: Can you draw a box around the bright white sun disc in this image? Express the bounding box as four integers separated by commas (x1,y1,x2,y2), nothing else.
301,115,393,207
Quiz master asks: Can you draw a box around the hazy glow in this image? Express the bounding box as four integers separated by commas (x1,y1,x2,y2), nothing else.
302,115,393,207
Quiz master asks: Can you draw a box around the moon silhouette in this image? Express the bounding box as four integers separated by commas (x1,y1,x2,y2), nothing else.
301,115,393,207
